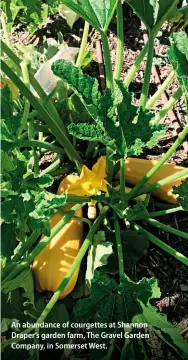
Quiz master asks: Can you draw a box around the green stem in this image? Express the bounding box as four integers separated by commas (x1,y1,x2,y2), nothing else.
152,87,182,125
146,71,175,109
123,42,148,88
120,158,125,195
103,0,119,33
153,202,179,210
100,32,114,183
1,60,83,169
1,40,68,134
13,231,41,262
76,22,90,67
148,206,183,218
18,139,65,155
18,61,30,136
2,207,109,349
145,218,188,240
40,156,61,175
114,0,124,80
2,204,83,285
1,12,13,50
134,167,188,198
49,164,73,177
27,119,35,171
125,125,188,201
139,30,155,108
85,141,98,160
134,223,188,266
101,32,114,89
114,215,124,283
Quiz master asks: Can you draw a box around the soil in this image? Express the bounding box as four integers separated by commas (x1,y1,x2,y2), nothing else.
7,3,188,358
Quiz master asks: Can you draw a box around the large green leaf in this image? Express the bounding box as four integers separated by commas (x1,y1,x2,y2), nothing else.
74,271,188,359
168,31,188,107
125,0,177,30
61,0,119,33
68,78,165,161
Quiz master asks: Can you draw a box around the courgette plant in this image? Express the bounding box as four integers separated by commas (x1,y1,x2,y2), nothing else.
1,0,188,359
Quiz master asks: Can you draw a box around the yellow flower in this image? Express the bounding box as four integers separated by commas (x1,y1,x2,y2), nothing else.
67,157,108,196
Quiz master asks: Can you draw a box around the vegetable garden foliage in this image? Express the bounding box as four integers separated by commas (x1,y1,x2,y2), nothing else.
1,0,188,359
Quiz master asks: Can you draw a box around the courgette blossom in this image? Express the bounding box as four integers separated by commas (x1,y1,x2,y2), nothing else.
67,157,108,196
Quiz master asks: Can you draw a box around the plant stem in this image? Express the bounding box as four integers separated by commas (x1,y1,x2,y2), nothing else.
114,0,124,80
18,140,66,155
125,125,188,201
13,231,41,262
101,32,114,89
139,30,155,108
123,42,148,87
114,214,124,283
152,87,182,125
120,158,125,195
1,40,67,132
134,223,188,266
2,204,84,285
146,71,175,109
100,32,114,182
49,165,73,177
153,202,179,209
40,156,61,175
27,119,35,172
18,60,30,136
1,12,13,50
145,218,188,240
85,141,98,159
76,22,90,67
134,167,188,197
148,206,183,218
1,60,83,169
2,207,109,349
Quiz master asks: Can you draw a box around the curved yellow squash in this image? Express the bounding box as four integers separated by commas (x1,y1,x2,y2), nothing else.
115,158,187,204
32,175,84,299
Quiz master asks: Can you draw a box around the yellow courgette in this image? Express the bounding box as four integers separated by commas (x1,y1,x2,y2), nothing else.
32,174,83,299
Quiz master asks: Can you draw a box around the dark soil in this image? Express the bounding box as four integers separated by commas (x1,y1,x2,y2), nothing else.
8,3,188,358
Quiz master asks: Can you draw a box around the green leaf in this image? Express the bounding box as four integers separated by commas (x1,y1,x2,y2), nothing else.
1,223,17,262
168,31,188,107
2,268,34,305
1,116,22,151
68,93,92,124
172,178,188,210
68,79,165,161
74,271,188,359
29,191,67,236
0,85,14,119
61,0,119,33
68,122,110,143
85,231,113,293
125,0,176,30
138,301,188,358
52,60,100,119
103,228,149,273
121,338,149,360
126,202,150,221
